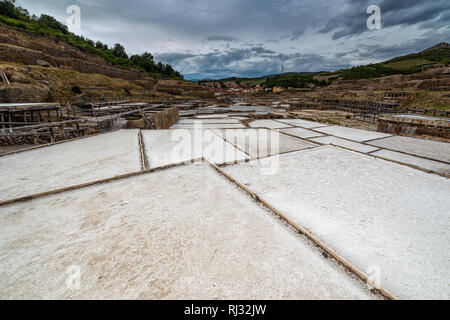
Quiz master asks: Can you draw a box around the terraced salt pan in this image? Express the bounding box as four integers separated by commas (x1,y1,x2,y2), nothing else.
279,127,324,139
276,119,329,129
310,136,380,153
170,123,246,129
315,126,392,142
0,130,141,202
197,105,279,114
0,164,375,300
367,136,450,163
178,118,241,124
372,149,450,175
223,147,450,299
195,115,234,119
212,129,318,158
229,105,281,113
231,116,250,120
248,120,293,129
142,130,248,167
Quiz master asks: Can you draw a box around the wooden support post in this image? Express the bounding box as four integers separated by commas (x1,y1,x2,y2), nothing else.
58,125,66,141
8,112,12,129
49,127,55,143
0,70,10,86
0,113,4,129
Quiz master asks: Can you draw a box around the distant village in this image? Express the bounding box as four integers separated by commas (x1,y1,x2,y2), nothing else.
199,80,316,95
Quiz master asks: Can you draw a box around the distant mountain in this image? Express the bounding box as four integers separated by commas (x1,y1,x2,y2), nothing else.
421,42,450,53
203,42,450,87
199,72,317,83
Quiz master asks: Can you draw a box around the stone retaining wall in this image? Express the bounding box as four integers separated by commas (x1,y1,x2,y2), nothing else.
0,43,146,81
377,114,450,138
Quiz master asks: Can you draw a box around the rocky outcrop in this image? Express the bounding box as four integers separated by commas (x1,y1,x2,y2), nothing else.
0,83,50,103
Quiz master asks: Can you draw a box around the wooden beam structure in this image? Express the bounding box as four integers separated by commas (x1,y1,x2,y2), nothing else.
0,104,165,146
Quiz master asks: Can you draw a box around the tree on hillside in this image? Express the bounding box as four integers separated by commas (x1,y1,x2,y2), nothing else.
38,14,68,33
0,0,30,20
86,39,95,47
16,5,28,17
163,64,175,76
111,43,128,59
95,41,109,51
0,0,16,17
38,14,69,34
130,52,156,72
156,61,164,72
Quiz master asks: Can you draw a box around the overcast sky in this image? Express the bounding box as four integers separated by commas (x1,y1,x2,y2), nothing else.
16,0,450,80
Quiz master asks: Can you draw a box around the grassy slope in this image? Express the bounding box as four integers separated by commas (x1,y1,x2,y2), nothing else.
335,48,450,80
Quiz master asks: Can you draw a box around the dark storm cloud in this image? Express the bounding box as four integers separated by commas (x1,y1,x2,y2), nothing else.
358,28,450,61
16,0,450,79
206,35,237,42
290,29,305,41
321,0,450,40
157,47,351,80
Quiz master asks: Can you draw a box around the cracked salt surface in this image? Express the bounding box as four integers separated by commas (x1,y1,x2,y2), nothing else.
248,120,293,129
223,146,450,299
276,119,329,129
372,149,450,174
367,135,450,163
212,128,318,158
178,118,241,124
170,123,246,129
278,127,325,139
309,136,380,153
142,129,248,167
0,130,141,202
315,126,391,142
0,164,376,300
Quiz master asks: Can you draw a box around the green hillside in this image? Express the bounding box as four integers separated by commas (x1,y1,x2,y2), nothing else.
0,0,183,79
333,46,450,80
